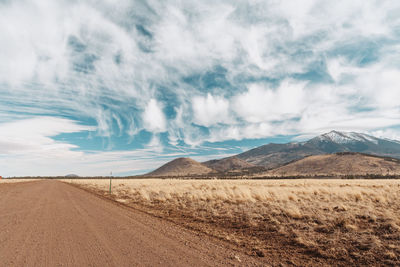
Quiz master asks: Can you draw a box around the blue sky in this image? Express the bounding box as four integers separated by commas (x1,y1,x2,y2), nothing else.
1,0,400,176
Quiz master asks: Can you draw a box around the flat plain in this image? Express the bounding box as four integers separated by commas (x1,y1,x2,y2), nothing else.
65,178,400,266
0,180,261,266
0,178,39,184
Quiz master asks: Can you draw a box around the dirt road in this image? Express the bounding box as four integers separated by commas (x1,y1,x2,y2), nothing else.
0,180,262,266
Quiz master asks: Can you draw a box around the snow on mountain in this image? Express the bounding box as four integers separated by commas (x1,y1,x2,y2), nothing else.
236,130,400,168
317,131,379,144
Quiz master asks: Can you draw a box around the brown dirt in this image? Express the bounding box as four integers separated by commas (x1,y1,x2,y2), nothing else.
69,179,400,267
0,180,264,266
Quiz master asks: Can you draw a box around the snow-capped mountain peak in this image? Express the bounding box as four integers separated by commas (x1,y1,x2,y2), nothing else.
317,130,379,144
237,130,400,169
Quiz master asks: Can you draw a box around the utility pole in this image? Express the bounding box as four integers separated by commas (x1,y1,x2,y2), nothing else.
109,171,112,194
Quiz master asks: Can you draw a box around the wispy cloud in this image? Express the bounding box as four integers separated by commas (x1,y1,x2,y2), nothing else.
0,117,93,154
0,0,400,175
0,117,238,176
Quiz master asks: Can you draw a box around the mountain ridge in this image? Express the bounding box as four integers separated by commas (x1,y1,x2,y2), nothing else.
203,157,256,172
146,130,400,176
264,152,400,177
236,130,400,169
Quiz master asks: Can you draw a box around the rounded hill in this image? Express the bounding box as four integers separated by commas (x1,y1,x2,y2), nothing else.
147,158,214,177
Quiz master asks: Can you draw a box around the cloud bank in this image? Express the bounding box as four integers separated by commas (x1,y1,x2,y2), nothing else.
0,0,400,175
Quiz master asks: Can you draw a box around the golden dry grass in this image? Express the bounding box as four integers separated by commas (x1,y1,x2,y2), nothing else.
0,179,39,184
63,178,400,265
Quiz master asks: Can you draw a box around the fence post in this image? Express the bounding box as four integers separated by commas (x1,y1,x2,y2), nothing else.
109,171,112,194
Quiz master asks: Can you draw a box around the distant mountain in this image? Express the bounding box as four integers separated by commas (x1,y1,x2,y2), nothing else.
265,152,400,177
236,130,400,169
147,158,214,177
146,131,400,176
65,174,79,178
203,157,256,172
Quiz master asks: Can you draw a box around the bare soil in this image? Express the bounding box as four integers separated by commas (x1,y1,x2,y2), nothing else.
68,178,400,267
0,180,263,266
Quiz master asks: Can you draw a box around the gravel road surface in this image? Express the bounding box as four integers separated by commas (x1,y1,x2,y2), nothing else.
0,180,262,266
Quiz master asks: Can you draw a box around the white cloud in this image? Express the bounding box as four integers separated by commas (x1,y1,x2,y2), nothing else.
142,99,166,133
233,80,306,123
0,117,93,155
192,93,231,127
206,123,273,142
0,117,176,176
0,149,169,177
146,134,164,153
0,0,400,175
356,68,400,109
371,128,400,142
326,54,400,110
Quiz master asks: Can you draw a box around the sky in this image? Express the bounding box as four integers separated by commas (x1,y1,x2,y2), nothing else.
1,0,400,176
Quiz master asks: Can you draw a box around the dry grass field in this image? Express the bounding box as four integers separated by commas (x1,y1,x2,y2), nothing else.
0,178,39,184
64,178,400,266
